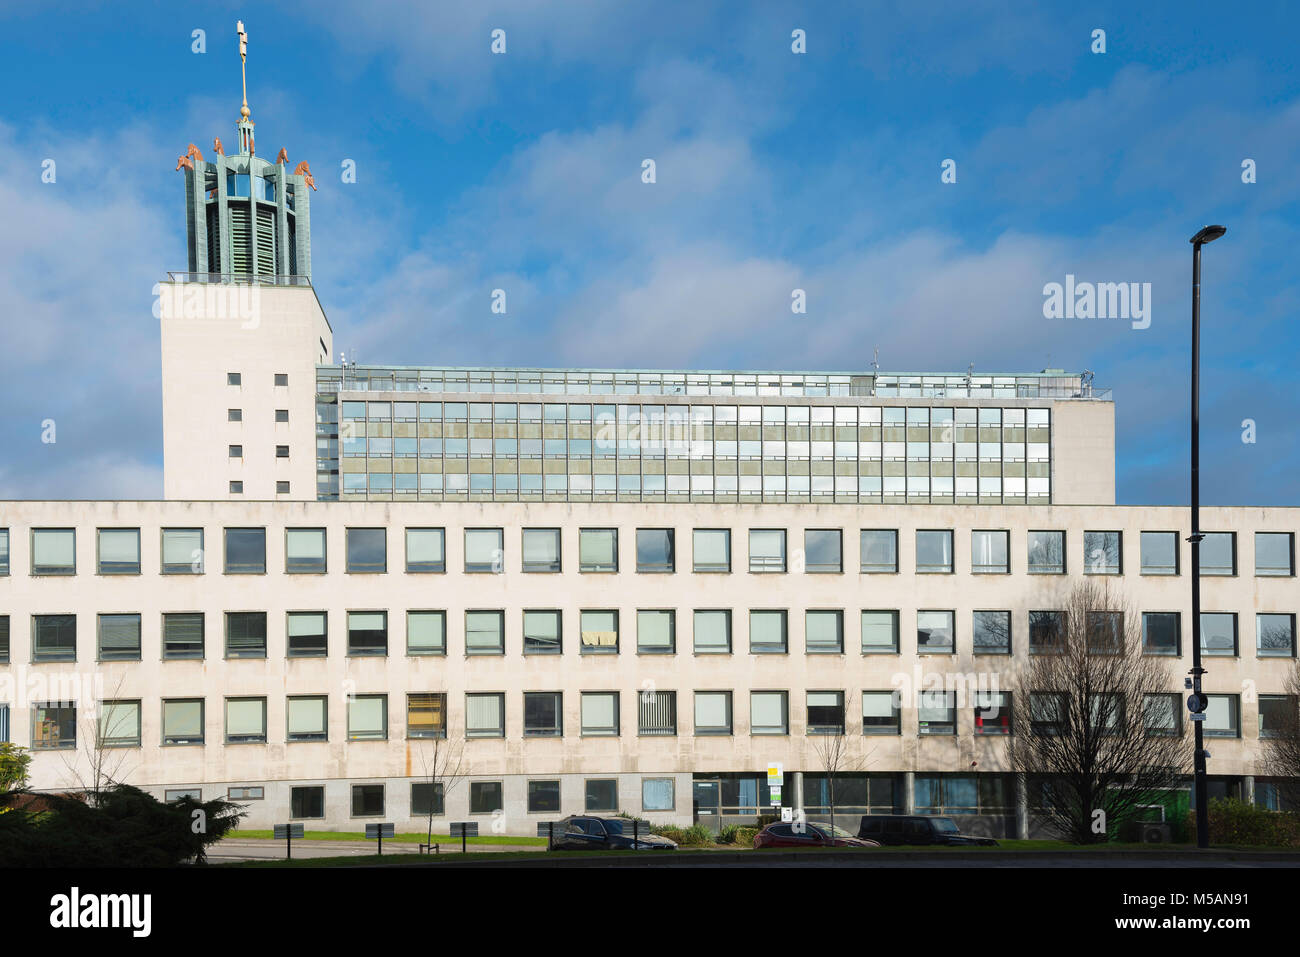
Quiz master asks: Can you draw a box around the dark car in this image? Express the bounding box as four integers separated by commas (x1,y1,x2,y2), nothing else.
753,821,881,849
548,815,678,851
857,815,999,846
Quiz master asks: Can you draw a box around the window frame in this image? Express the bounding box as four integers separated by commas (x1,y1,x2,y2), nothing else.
692,528,732,573
804,528,843,574
578,527,618,573
636,528,676,573
748,528,787,573
1026,529,1066,575
96,527,141,575
223,527,266,575
161,527,204,575
285,527,327,574
859,529,899,574
405,527,446,574
971,529,1010,575
31,527,76,576
345,527,387,574
915,529,954,574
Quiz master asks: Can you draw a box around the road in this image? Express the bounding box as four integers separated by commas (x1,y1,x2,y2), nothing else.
208,838,546,862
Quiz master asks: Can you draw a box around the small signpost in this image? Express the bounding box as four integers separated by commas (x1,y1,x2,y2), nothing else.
767,762,783,807
449,821,479,853
273,823,304,860
365,822,395,855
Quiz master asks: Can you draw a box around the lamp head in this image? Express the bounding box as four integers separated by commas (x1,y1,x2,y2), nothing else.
1190,225,1227,245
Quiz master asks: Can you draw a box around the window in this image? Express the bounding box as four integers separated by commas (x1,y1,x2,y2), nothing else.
1259,695,1294,739
1030,693,1067,735
97,613,141,661
915,530,953,573
580,692,619,736
229,786,264,800
225,697,267,743
465,528,503,573
1029,611,1065,653
165,789,201,803
1258,614,1296,658
32,703,77,749
806,691,845,734
1203,695,1240,738
0,528,7,575
285,528,326,573
1143,693,1181,736
1200,532,1236,576
751,691,789,735
470,781,504,814
586,779,619,811
161,528,203,574
527,780,561,813
407,611,446,656
1088,693,1124,734
275,409,289,423
162,699,205,745
804,529,842,573
275,481,290,495
466,610,505,655
694,692,732,735
861,610,899,654
1084,530,1122,575
347,695,388,741
405,528,445,573
580,610,618,654
291,786,325,819
1256,532,1295,576
972,611,1011,655
224,528,265,574
0,616,9,663
347,611,387,656
971,530,1009,573
522,528,561,572
33,615,76,662
228,408,242,422
225,612,267,658
1140,531,1178,575
412,782,445,816
749,610,788,654
287,611,327,657
749,529,786,572
1027,530,1065,574
693,610,731,654
522,610,561,655
276,445,290,459
637,610,675,654
860,529,898,573
692,528,731,572
642,778,675,811
229,444,243,459
351,784,384,817
918,691,956,735
467,694,505,738
98,700,141,747
636,528,675,572
524,692,563,736
275,373,288,386
287,696,327,742
974,692,1011,735
407,693,446,739
579,528,618,572
862,691,901,735
31,528,75,575
346,527,386,573
1200,612,1238,657
97,528,140,574
1086,611,1124,654
229,481,243,494
805,610,843,653
227,372,241,385
1141,612,1181,656
638,690,677,735
917,611,954,654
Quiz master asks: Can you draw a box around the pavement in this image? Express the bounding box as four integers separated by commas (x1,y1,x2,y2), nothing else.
208,837,546,862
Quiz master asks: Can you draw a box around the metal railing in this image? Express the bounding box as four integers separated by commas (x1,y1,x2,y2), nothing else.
165,271,312,286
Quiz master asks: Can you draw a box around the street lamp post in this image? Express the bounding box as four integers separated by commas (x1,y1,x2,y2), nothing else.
1189,224,1226,850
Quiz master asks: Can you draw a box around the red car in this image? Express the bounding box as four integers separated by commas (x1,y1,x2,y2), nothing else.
753,821,881,849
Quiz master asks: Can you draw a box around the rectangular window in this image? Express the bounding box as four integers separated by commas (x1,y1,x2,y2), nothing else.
1256,532,1295,577
522,528,561,572
32,702,77,750
287,611,327,657
636,528,675,572
33,615,76,662
405,528,445,573
1140,531,1178,575
692,528,731,572
918,691,957,735
971,530,1009,573
347,694,388,741
862,691,900,735
586,779,618,811
1084,530,1122,575
917,610,954,654
465,528,503,573
412,782,445,817
407,611,446,656
693,610,731,654
351,784,384,817
0,528,8,575
1030,693,1066,735
229,481,243,494
581,692,619,736
225,612,267,658
466,610,505,655
1199,613,1238,657
97,528,140,574
225,697,267,743
227,372,241,385
750,691,788,735
750,610,788,654
805,610,844,653
31,528,75,575
161,528,203,574
861,610,899,654
1143,693,1181,736
1201,532,1236,576
638,690,677,735
1087,693,1124,734
642,778,675,811
1258,695,1294,739
1258,614,1296,658
915,530,953,573
806,691,845,734
98,700,141,747
287,696,327,742
346,527,386,573
224,528,265,574
1086,611,1124,654
748,529,786,572
579,528,618,572
860,529,898,573
972,610,1011,655
165,789,201,803
974,691,1011,735
1029,611,1065,653
694,691,732,735
1203,694,1240,738
228,786,265,800
804,529,842,573
637,610,675,654
162,698,205,745
523,610,561,655
285,528,326,573
97,613,141,661
407,693,446,739
528,780,561,813
1027,530,1065,574
291,786,325,819
276,446,290,459
470,781,504,814
524,692,563,737
228,445,243,459
347,611,388,656
275,409,289,424
0,616,9,663
466,693,505,738
580,610,618,654
1142,612,1180,656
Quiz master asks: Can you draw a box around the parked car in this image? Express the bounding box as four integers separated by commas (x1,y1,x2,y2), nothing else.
548,815,678,851
857,815,999,846
753,821,881,849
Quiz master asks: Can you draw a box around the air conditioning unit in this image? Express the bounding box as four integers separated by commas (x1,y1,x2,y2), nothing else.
1141,823,1173,844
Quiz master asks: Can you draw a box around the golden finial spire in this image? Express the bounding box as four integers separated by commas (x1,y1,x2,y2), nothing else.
237,20,250,120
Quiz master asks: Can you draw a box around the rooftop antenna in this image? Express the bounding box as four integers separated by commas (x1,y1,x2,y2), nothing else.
965,362,974,395
236,21,255,154
871,347,880,375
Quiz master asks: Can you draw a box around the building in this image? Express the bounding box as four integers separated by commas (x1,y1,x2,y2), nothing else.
1,47,1297,838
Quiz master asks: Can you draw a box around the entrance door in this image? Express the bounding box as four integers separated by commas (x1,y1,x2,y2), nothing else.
693,780,720,824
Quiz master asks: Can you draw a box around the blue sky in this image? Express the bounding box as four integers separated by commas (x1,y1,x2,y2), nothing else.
0,0,1296,504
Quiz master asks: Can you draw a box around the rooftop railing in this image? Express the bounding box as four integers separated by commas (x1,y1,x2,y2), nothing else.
165,271,312,286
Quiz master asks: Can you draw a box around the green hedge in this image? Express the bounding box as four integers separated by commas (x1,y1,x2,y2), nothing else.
1185,798,1300,846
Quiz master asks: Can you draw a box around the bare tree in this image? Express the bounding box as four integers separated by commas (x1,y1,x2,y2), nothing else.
1006,580,1189,843
1259,662,1300,809
809,691,872,833
415,716,467,849
59,678,135,806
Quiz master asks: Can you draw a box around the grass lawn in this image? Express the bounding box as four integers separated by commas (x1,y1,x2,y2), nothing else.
229,828,548,846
